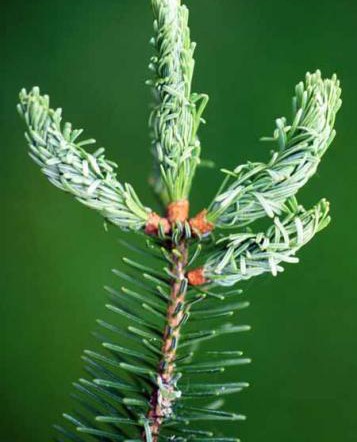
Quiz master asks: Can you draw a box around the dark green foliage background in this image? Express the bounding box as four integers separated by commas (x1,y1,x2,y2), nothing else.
1,0,356,440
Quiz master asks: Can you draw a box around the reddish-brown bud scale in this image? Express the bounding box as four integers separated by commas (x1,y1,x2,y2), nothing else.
167,200,189,223
145,212,170,235
189,209,214,235
187,267,208,286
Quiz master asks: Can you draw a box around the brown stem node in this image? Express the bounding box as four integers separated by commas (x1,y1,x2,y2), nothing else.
187,266,208,286
145,212,170,235
167,200,189,224
189,209,214,235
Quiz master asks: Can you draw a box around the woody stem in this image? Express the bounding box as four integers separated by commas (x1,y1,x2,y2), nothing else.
145,240,188,441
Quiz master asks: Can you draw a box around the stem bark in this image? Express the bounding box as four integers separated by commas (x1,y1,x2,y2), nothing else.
145,240,188,441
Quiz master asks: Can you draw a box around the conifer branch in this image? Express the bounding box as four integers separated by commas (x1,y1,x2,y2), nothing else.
203,197,330,286
206,71,341,228
17,0,341,441
17,87,150,231
148,0,208,205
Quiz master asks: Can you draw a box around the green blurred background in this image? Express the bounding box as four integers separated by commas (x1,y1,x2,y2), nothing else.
1,0,356,440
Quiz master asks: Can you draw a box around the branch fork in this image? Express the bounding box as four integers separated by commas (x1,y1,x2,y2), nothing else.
145,203,215,238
